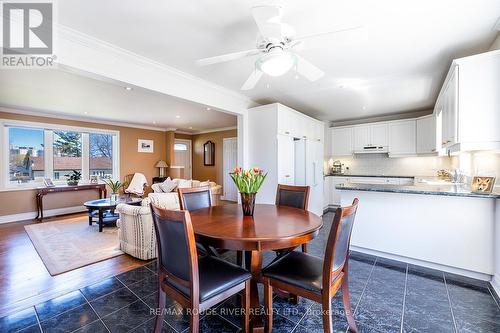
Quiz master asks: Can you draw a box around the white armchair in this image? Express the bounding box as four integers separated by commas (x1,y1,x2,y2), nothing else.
116,193,180,260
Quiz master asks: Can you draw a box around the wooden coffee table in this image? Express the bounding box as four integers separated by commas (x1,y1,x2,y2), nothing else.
84,197,142,232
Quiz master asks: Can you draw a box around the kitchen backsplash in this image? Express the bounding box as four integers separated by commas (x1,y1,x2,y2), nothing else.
325,154,454,177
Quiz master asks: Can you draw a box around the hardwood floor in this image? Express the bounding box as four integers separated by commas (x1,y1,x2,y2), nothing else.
0,213,147,318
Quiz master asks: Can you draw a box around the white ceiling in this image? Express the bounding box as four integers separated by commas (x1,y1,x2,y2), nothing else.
0,69,237,133
55,0,500,121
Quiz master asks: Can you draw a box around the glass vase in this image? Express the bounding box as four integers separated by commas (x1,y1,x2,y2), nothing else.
110,193,119,203
240,192,256,216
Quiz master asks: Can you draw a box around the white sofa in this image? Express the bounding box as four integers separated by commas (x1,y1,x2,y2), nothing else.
116,179,222,260
151,178,223,206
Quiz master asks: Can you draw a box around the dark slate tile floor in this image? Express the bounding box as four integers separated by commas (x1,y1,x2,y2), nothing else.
2,212,500,333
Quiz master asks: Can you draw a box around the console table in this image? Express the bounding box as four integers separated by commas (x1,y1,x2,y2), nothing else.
36,184,107,222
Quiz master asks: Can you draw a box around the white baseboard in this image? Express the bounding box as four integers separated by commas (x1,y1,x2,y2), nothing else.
351,245,492,281
491,274,500,297
0,206,87,224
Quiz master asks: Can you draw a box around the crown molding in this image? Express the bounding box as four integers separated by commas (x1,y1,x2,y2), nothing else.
189,126,237,135
56,24,258,114
0,106,168,132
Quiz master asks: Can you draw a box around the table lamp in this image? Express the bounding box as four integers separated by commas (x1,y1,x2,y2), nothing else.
155,160,168,177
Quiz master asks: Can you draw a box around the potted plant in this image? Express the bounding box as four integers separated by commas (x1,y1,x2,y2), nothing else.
103,179,126,203
230,167,267,216
65,170,81,186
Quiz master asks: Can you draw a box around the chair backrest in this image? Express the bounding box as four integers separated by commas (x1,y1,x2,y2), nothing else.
323,198,359,285
178,186,212,211
150,204,199,300
275,184,310,210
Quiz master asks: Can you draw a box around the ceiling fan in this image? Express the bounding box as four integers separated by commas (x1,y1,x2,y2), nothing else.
196,5,360,90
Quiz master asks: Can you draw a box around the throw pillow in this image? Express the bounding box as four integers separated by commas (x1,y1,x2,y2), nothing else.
199,181,210,187
159,177,177,193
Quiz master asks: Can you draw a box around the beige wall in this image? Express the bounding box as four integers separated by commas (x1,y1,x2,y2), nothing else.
191,129,237,185
0,111,167,216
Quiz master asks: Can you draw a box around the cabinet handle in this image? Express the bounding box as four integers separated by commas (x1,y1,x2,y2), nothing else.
284,175,290,178
285,131,290,135
431,148,436,152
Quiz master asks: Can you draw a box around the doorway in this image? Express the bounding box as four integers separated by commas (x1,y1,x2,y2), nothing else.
223,137,238,202
174,139,192,179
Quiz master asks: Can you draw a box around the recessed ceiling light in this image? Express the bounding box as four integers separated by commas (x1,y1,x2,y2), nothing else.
189,126,193,129
266,83,270,88
294,74,299,80
362,106,366,110
153,121,157,125
125,86,132,91
206,107,211,111
84,111,88,114
175,115,181,119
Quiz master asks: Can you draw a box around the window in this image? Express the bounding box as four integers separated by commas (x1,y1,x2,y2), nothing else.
2,121,119,188
174,143,188,151
8,127,45,184
89,133,113,178
53,131,82,180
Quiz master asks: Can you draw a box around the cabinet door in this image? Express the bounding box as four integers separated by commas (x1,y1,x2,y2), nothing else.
353,125,370,150
416,116,437,154
277,135,294,185
388,120,416,155
277,109,292,136
331,127,353,156
371,123,388,147
441,67,458,147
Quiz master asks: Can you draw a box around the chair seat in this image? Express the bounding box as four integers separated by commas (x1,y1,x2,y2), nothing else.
164,256,251,302
262,251,324,294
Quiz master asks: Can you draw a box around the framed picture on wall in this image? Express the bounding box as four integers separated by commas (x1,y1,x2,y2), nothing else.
138,139,154,153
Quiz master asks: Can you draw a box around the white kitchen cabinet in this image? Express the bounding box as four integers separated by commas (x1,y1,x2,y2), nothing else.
353,125,371,150
388,120,416,156
248,103,325,216
353,123,388,150
435,50,500,153
331,127,353,156
371,123,389,147
277,134,294,185
416,115,437,154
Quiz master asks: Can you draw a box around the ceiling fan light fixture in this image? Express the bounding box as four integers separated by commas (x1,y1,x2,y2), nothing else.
256,50,296,77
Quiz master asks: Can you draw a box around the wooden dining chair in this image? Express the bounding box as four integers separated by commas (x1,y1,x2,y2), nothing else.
275,184,310,252
178,187,243,266
150,204,251,333
262,198,360,333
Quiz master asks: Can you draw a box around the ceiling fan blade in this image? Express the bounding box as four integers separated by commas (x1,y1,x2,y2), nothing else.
196,49,261,66
241,70,263,90
293,25,362,42
251,6,283,40
295,55,325,81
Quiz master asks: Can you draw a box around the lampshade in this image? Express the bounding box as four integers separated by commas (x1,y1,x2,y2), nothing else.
155,160,168,168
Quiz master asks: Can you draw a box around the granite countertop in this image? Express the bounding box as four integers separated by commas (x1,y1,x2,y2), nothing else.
335,183,500,199
325,174,415,179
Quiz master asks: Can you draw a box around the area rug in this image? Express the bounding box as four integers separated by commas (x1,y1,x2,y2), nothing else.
24,217,123,276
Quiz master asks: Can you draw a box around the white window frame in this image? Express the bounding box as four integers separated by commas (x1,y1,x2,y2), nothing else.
0,119,120,191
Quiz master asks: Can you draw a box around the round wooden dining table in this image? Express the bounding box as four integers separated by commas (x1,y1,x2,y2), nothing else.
190,203,323,332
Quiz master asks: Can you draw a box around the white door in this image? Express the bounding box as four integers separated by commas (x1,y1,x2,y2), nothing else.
371,123,388,147
331,127,353,156
223,137,238,202
388,120,416,155
416,115,437,154
306,139,324,216
294,138,306,185
174,139,192,179
353,125,370,150
277,134,295,185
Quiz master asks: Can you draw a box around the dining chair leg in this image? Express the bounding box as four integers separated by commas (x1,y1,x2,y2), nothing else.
263,278,273,333
301,243,308,253
341,274,358,332
154,290,166,333
189,307,200,333
321,293,333,333
237,250,243,267
241,280,250,333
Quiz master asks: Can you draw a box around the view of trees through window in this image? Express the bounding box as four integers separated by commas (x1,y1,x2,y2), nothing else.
6,126,116,184
90,133,113,178
53,131,82,180
8,127,44,183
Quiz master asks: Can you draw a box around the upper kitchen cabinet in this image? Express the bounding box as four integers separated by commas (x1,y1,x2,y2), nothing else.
353,123,388,151
435,50,500,153
388,119,416,156
416,115,438,155
331,127,353,156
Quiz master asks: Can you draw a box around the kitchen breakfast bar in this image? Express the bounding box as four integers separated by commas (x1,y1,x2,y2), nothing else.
335,183,500,287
